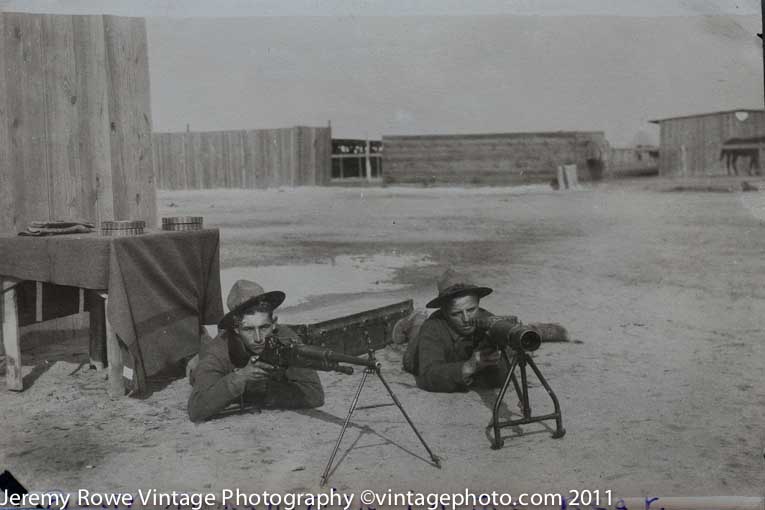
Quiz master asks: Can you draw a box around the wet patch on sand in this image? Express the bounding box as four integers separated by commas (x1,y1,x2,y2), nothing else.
220,253,436,310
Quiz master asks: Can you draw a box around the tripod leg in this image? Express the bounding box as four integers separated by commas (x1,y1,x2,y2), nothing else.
511,371,523,404
492,349,518,449
375,370,441,467
320,368,370,486
525,356,566,439
519,356,531,419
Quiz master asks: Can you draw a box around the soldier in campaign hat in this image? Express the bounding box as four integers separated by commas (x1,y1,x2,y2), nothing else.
404,268,508,392
187,280,324,422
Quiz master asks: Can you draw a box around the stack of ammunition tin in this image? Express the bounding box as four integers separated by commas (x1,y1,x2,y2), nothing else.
100,220,145,236
161,216,203,231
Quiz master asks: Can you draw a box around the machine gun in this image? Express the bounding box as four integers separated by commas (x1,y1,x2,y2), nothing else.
250,335,379,375
469,315,565,449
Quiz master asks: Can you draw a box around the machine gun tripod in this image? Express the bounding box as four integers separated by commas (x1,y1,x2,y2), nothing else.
320,333,441,486
469,316,565,449
491,346,566,449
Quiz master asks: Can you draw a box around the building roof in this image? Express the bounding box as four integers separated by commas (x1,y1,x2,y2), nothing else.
649,109,765,124
383,130,605,141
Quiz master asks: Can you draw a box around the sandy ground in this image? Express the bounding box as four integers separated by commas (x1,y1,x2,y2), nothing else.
1,177,764,505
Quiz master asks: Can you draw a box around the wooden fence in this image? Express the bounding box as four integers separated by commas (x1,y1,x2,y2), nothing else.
153,126,331,189
0,12,156,234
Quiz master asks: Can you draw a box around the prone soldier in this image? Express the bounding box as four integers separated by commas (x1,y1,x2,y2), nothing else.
187,280,325,422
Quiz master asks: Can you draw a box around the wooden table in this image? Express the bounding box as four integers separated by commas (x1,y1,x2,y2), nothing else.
0,229,223,396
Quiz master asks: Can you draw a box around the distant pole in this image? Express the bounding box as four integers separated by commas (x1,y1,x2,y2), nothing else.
759,1,765,177
365,139,372,181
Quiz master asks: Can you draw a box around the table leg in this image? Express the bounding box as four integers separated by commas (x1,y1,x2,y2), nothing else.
88,291,107,370
102,294,125,397
2,279,23,391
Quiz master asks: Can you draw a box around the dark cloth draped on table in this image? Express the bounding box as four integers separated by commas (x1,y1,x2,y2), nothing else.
107,231,223,390
0,230,224,392
0,234,110,286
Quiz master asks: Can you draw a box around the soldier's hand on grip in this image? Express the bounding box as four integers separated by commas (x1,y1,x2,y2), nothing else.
237,359,284,383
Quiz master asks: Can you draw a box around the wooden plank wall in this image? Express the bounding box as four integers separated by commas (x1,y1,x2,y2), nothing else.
103,15,156,225
0,12,156,234
657,111,765,176
382,131,609,185
152,126,332,189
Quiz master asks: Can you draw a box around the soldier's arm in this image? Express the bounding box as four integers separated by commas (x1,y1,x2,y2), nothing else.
416,321,470,393
260,367,325,409
187,350,249,422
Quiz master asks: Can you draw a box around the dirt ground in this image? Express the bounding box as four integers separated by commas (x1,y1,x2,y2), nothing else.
1,177,764,505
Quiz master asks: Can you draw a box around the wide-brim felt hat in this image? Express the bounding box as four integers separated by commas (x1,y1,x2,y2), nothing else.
218,279,286,330
425,268,493,308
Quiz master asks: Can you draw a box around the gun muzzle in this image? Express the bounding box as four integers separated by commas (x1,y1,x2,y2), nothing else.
470,317,541,352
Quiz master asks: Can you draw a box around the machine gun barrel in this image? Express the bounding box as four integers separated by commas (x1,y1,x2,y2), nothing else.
470,316,542,352
292,344,380,371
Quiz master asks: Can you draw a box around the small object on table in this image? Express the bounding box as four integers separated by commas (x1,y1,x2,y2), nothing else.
161,216,203,231
18,220,95,236
100,220,145,237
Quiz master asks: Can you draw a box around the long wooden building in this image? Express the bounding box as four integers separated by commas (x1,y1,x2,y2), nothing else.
650,109,765,177
381,131,609,186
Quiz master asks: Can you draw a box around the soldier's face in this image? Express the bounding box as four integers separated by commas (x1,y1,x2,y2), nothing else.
237,311,276,354
444,294,480,336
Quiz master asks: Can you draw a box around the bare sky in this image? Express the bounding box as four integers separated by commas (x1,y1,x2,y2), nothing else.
1,1,762,145
0,0,760,17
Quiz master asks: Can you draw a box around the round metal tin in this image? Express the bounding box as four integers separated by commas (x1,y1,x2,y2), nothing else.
161,216,203,231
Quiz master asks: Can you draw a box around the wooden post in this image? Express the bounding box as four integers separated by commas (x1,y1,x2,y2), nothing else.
680,144,688,177
35,281,43,322
101,292,124,397
565,164,579,188
365,139,372,181
2,279,23,391
557,165,568,190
